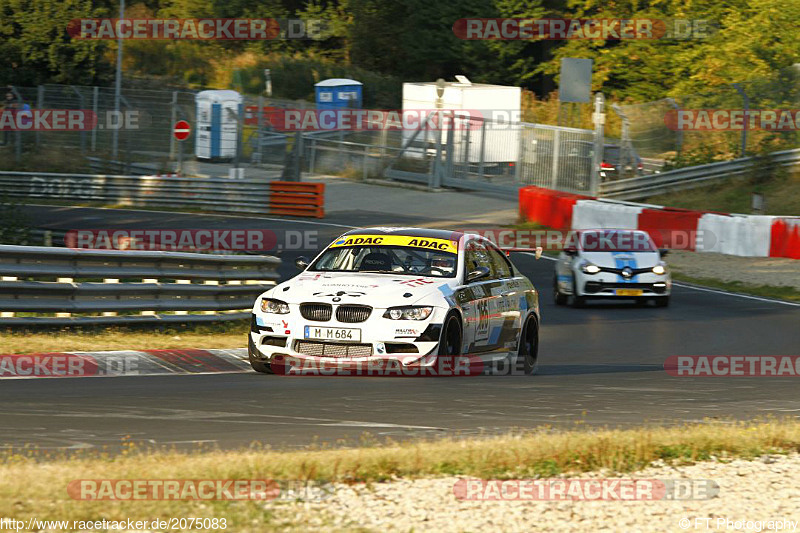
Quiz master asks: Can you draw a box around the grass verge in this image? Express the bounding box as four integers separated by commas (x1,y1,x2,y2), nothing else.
671,272,800,303
644,170,800,216
1,419,800,531
0,320,249,354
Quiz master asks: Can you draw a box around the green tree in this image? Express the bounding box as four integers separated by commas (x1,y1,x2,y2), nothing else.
0,0,114,85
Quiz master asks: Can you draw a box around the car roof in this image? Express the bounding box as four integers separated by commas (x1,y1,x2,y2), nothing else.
342,227,464,241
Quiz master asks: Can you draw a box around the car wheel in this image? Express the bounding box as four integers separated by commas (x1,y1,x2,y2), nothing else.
655,296,670,307
437,313,463,374
571,279,585,308
248,336,273,374
553,277,567,306
516,314,539,375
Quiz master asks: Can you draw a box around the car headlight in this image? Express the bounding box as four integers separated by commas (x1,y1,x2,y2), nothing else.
581,262,601,274
652,265,667,275
261,298,289,314
383,306,433,320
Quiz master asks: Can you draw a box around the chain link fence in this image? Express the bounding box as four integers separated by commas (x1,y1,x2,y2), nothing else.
0,83,318,175
612,70,800,172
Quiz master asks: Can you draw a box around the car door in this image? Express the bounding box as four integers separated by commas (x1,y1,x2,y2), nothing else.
459,240,509,354
485,243,523,353
459,240,495,353
556,244,577,294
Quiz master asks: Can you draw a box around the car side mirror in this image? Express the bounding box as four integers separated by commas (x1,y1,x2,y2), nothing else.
659,249,670,257
295,256,310,270
564,248,578,257
466,266,490,283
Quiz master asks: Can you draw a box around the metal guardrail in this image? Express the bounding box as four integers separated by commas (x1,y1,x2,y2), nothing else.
0,245,280,326
0,171,273,215
599,148,800,200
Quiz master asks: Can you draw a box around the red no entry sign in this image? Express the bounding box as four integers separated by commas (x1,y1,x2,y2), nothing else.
173,120,191,141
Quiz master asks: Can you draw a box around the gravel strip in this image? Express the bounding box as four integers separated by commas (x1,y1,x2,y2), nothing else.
668,251,800,291
272,454,800,532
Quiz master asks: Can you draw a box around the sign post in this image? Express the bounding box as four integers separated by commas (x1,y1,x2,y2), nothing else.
173,120,191,175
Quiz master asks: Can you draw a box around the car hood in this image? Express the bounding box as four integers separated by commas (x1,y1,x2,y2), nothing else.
580,251,660,269
272,272,453,307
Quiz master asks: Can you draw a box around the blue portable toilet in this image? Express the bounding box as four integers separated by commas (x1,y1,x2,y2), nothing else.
195,90,243,161
315,78,363,110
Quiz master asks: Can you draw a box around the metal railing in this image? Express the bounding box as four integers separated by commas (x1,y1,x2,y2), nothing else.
0,171,272,215
0,245,279,325
599,148,800,200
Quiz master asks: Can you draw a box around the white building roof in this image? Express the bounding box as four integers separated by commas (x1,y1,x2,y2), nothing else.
315,78,363,87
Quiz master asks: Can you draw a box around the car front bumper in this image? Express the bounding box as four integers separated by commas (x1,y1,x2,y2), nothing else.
249,305,450,366
565,271,671,298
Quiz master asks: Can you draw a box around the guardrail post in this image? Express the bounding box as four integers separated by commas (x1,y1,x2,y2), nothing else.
463,121,471,179
91,86,99,152
363,143,369,180
478,119,486,179
256,95,264,165
69,85,87,154
170,91,177,160
36,86,44,149
550,128,560,189
592,93,606,196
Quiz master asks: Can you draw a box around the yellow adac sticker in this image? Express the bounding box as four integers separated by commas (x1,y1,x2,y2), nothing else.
330,235,457,254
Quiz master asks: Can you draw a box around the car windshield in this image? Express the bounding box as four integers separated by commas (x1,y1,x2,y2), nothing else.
310,245,458,277
580,231,656,252
604,146,620,162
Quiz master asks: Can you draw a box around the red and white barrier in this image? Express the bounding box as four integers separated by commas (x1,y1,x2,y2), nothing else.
696,214,775,257
769,218,800,259
518,186,799,259
572,200,642,230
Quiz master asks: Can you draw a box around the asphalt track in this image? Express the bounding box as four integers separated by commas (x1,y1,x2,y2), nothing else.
1,206,799,451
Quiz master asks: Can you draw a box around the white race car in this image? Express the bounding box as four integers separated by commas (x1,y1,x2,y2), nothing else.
554,228,671,307
249,227,541,375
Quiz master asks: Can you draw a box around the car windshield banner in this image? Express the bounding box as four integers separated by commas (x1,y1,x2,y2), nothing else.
329,235,458,254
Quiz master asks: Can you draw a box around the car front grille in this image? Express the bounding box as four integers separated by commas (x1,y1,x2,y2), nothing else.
300,303,332,321
584,282,667,294
336,305,372,323
295,340,373,358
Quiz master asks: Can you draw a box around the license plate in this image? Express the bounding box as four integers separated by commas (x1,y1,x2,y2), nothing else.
616,289,643,296
304,326,361,342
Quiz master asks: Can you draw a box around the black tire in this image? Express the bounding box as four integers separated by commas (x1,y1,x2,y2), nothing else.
437,313,463,375
553,277,567,306
655,295,670,307
516,314,539,375
571,279,585,308
248,336,273,374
